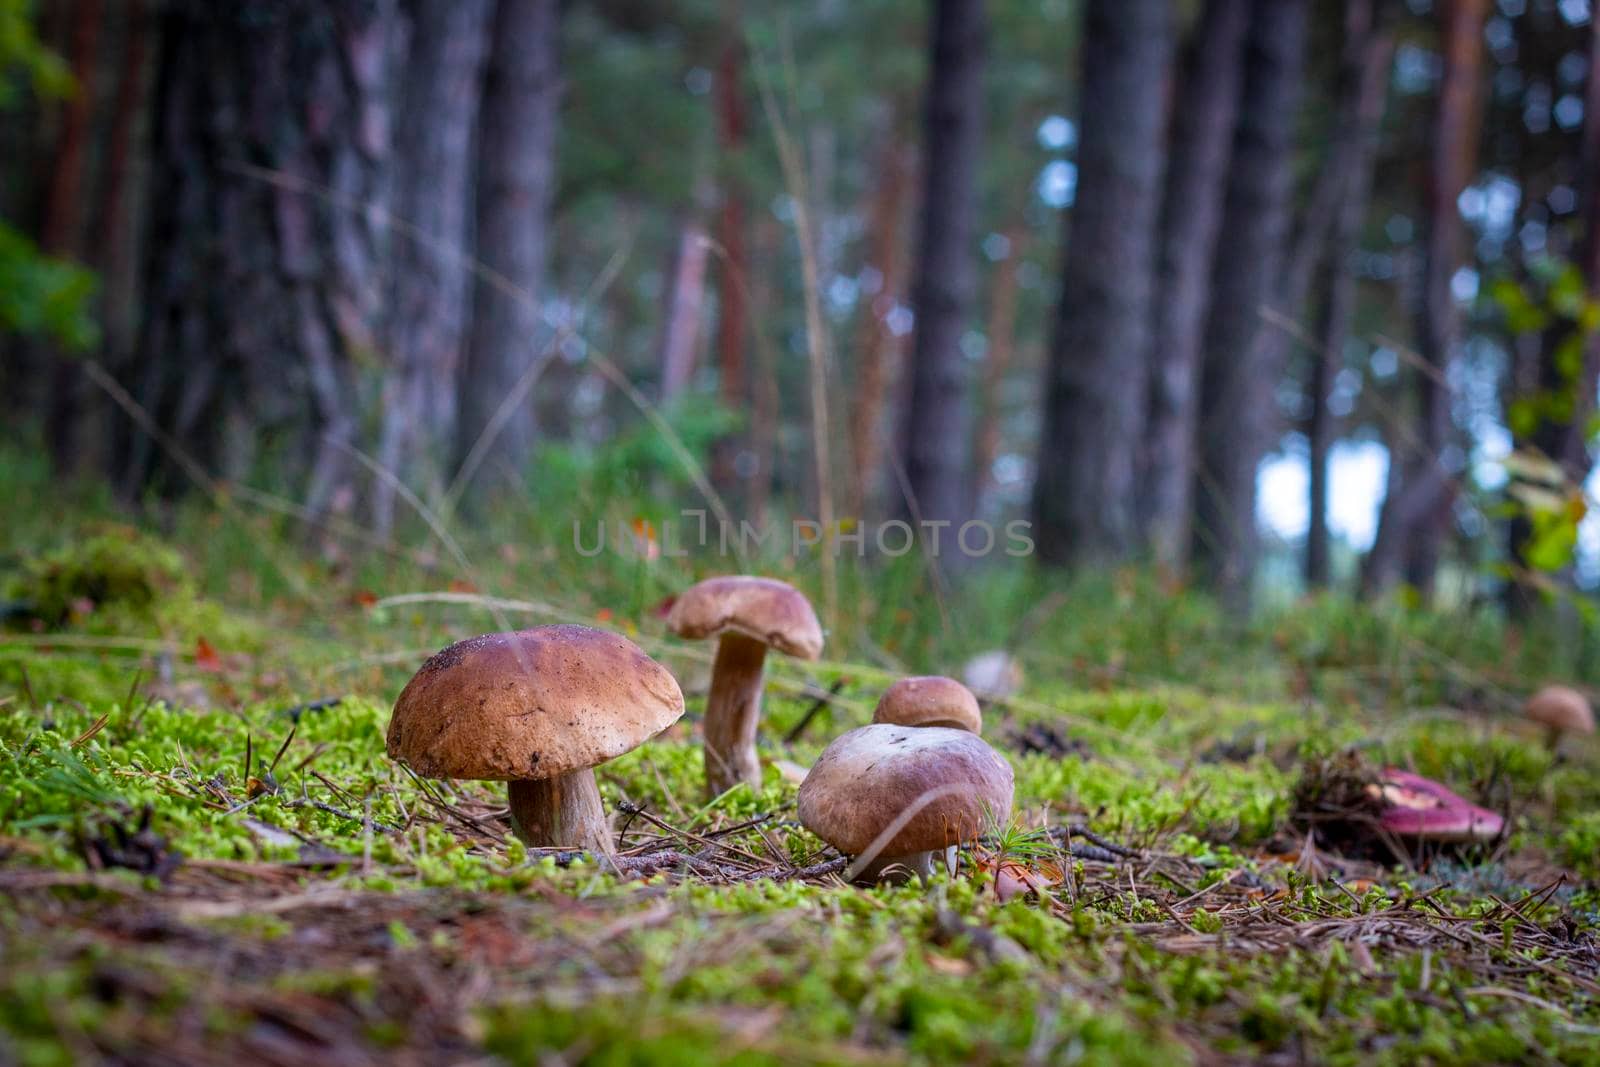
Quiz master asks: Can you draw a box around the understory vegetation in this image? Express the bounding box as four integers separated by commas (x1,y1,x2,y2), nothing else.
3,443,1599,1066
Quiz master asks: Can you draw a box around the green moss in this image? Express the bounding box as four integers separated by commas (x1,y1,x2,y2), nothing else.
6,529,190,629
2,479,1599,1064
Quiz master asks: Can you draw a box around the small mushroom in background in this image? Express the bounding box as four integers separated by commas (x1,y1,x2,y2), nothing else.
386,625,685,856
1369,769,1504,844
873,676,983,734
798,723,1014,884
1522,685,1595,752
666,576,823,798
962,650,1023,703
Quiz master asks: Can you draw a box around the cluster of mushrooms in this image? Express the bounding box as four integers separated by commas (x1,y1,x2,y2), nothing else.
385,574,1596,879
386,575,1013,883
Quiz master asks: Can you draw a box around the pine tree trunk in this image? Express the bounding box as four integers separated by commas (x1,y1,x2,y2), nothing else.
1141,0,1250,571
374,0,492,536
454,0,562,501
657,218,710,403
902,0,985,530
1192,0,1310,609
971,227,1025,516
1364,0,1487,597
848,124,914,519
746,216,782,526
128,0,405,508
1034,0,1173,566
92,0,153,361
1506,13,1600,613
1306,0,1393,590
712,22,749,497
41,0,103,476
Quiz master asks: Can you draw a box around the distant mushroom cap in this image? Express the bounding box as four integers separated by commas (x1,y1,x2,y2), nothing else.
798,724,1014,858
386,625,685,781
873,676,982,733
665,576,823,659
961,650,1023,701
1523,685,1595,736
1371,769,1504,843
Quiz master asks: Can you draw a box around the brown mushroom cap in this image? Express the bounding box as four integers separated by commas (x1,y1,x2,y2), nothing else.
798,724,1013,857
873,676,982,733
386,625,685,781
1524,685,1595,735
665,576,823,659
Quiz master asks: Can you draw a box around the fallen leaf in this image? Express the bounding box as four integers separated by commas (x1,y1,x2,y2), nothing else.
194,637,223,673
974,853,1062,902
994,867,1031,903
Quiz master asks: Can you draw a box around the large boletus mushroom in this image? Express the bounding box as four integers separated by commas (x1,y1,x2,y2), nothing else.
665,576,823,797
1523,685,1595,752
386,625,684,856
873,676,982,734
798,723,1013,884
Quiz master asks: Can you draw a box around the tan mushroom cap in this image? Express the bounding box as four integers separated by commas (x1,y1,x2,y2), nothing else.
386,625,685,781
1524,685,1595,735
873,676,982,733
665,575,823,659
798,724,1014,857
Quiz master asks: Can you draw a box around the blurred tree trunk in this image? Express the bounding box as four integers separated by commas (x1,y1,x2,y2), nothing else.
1141,0,1249,570
454,0,563,502
91,0,153,365
1034,0,1172,566
29,0,153,480
40,0,103,476
1305,0,1394,589
373,0,491,536
1363,0,1487,597
1192,0,1310,608
746,215,782,526
848,121,914,518
128,0,405,509
712,19,748,498
902,0,985,530
1505,15,1600,614
657,218,709,403
971,226,1025,516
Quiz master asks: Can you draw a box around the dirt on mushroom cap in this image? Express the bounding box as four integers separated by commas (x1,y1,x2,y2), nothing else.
798,724,1014,857
386,625,685,781
665,576,823,659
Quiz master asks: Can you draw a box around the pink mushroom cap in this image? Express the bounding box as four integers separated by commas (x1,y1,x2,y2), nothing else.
1371,769,1504,843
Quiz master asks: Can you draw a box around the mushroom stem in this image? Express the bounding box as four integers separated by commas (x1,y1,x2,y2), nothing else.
507,769,614,856
703,632,769,798
851,850,938,885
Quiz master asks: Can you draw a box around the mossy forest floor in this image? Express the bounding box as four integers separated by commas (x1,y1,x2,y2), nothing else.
3,476,1600,1064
